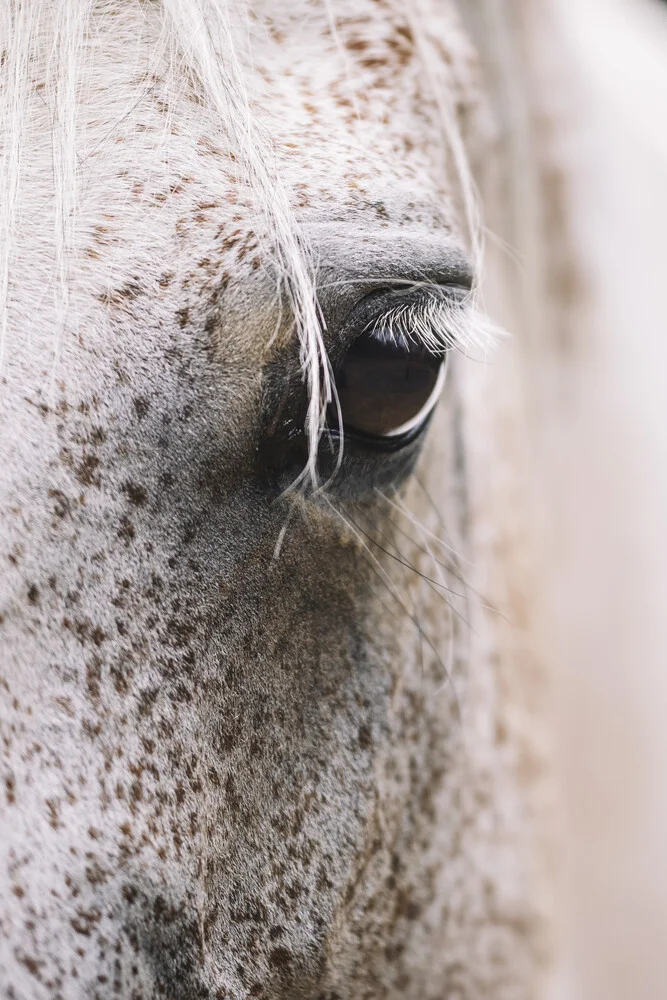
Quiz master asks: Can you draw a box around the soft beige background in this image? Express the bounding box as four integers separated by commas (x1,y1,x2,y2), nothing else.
545,1,667,997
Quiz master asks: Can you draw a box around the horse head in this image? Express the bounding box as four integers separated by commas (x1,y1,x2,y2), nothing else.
0,2,546,996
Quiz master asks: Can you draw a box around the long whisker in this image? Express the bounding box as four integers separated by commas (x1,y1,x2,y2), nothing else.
372,489,471,685
323,497,417,620
373,495,472,625
413,473,471,562
347,502,475,610
347,501,461,688
373,488,506,622
339,502,475,635
323,496,461,717
374,488,473,589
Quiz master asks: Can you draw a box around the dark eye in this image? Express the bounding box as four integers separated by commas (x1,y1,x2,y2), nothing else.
328,330,446,448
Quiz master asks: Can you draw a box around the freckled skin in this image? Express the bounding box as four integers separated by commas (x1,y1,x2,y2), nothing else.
0,2,548,998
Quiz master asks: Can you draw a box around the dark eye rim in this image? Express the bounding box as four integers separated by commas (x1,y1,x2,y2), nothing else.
324,403,440,453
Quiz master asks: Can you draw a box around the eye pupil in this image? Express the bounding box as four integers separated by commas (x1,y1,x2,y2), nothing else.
330,331,445,443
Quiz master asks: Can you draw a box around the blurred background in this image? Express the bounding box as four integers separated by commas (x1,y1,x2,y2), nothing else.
540,1,667,997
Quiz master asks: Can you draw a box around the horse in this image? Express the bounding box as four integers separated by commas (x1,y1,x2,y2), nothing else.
0,1,561,996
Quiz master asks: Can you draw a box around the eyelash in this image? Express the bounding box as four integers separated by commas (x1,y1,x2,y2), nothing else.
366,292,475,357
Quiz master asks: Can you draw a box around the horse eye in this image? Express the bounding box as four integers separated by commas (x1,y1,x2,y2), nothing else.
329,330,446,445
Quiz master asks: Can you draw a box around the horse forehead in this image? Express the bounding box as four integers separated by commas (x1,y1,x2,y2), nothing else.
5,0,472,375
81,0,468,192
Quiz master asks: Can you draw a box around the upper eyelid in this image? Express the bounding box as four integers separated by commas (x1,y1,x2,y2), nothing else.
334,283,473,359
